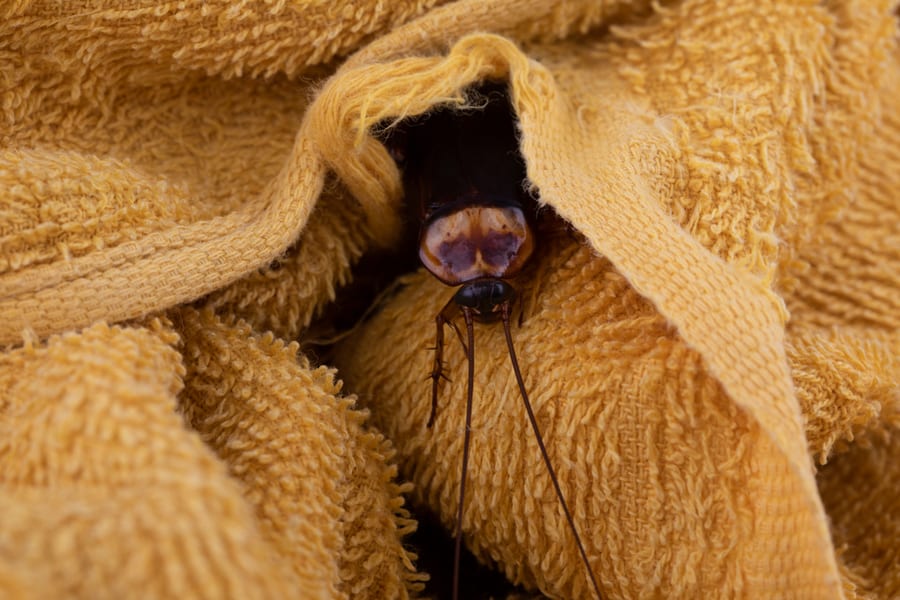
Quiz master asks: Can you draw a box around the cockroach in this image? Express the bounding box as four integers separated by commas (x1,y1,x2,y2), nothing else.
384,83,602,599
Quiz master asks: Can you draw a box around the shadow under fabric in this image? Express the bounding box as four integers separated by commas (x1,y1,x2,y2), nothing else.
0,1,898,599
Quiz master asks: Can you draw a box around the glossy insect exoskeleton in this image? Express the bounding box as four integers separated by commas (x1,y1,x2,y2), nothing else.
385,82,602,600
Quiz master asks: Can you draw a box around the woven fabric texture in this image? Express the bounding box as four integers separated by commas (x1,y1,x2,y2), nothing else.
1,0,898,599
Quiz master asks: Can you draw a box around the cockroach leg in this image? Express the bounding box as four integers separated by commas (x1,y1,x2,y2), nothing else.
452,306,476,600
500,303,603,599
428,298,464,428
446,319,467,355
517,292,527,328
428,311,447,428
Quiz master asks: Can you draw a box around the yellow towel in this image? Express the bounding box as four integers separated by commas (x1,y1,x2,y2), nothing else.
1,1,898,599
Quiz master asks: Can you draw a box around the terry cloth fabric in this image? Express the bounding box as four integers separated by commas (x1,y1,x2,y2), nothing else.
0,1,897,599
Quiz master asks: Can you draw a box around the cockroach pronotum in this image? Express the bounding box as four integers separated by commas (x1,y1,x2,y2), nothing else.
384,83,603,599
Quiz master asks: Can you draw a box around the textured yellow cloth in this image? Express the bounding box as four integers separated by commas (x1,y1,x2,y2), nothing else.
1,1,898,600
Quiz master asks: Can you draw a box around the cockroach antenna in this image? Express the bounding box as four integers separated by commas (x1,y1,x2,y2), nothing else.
385,81,602,600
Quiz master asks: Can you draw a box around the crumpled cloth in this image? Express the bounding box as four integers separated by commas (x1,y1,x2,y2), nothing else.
1,1,898,599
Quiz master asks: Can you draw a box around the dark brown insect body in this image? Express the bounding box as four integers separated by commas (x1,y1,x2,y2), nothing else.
388,83,601,600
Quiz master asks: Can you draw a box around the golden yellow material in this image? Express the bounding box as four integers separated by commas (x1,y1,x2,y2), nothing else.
0,312,424,599
1,1,898,599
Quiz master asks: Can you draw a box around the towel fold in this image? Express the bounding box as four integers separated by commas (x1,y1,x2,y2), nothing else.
1,1,897,598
